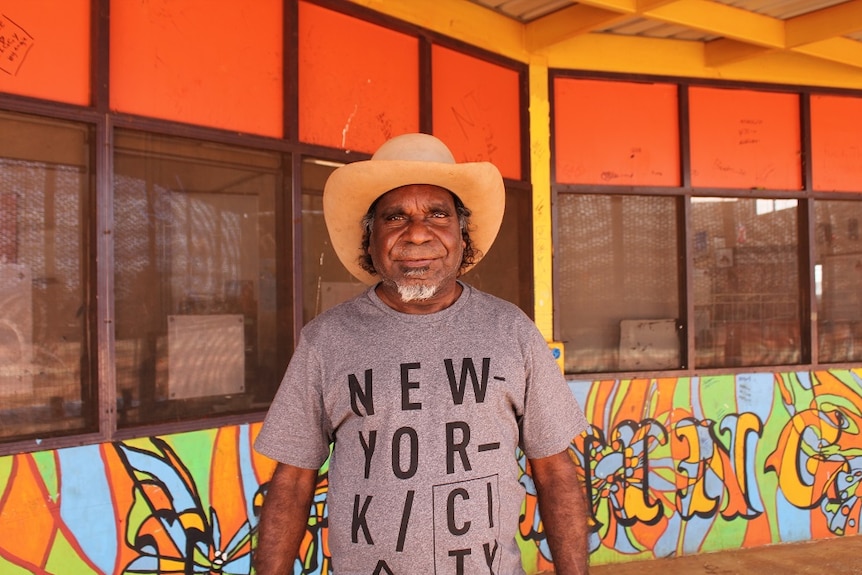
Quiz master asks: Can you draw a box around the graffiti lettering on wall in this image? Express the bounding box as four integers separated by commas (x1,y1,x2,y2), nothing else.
0,370,860,574
0,15,34,76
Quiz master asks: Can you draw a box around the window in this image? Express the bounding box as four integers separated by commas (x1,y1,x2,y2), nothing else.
0,111,95,442
298,1,419,152
557,194,681,373
113,131,286,426
301,158,365,323
0,1,532,451
692,198,800,367
432,45,522,180
111,0,283,136
554,78,679,186
811,95,862,192
815,201,862,363
552,76,834,374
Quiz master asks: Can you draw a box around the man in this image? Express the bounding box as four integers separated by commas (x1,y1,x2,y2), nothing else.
254,133,590,575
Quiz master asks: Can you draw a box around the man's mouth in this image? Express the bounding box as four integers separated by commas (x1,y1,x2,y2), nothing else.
401,264,432,278
399,258,435,268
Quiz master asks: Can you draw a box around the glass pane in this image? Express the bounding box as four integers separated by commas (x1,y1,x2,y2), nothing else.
815,200,862,363
432,45,522,180
111,0,283,137
298,1,419,153
461,188,532,315
554,78,680,186
114,131,284,427
692,198,800,368
301,160,534,322
301,159,364,324
0,110,94,441
689,87,802,190
811,95,862,192
0,1,90,105
557,194,681,373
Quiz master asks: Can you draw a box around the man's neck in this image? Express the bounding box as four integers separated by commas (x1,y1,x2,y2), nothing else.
375,280,463,314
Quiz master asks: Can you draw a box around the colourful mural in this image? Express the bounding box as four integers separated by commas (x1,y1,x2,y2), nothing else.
1,369,861,574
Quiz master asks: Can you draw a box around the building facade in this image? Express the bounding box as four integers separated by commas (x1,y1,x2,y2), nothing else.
2,0,862,573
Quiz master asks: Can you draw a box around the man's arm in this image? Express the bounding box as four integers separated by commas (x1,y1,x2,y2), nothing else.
529,449,590,575
254,462,320,575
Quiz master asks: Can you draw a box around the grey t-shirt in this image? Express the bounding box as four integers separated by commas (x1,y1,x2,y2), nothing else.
255,283,588,575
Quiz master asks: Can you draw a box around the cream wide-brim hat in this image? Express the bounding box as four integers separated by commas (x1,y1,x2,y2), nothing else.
323,133,506,285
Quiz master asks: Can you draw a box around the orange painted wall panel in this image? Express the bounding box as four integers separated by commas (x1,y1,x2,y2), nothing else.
811,94,862,192
432,45,521,180
110,0,282,138
298,1,419,154
554,78,679,186
0,1,90,105
690,87,802,190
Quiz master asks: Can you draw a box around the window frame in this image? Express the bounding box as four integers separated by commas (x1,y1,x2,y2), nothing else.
551,70,862,378
0,0,532,455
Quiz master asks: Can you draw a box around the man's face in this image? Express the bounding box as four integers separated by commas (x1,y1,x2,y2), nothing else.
367,184,465,304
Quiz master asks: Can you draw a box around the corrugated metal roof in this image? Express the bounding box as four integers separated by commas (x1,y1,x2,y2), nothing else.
469,0,862,64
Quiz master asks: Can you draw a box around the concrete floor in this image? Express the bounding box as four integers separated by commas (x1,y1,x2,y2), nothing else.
588,536,862,575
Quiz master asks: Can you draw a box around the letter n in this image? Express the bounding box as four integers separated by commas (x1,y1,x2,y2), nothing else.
349,369,374,416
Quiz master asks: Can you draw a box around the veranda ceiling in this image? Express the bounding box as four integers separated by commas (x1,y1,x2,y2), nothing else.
468,0,862,70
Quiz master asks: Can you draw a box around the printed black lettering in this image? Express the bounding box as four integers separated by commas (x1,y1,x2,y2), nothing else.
349,369,374,416
478,442,500,452
396,490,415,552
444,357,491,405
391,426,419,479
487,481,494,528
448,548,471,575
359,430,377,479
483,540,499,573
400,362,422,410
446,421,472,474
372,560,395,575
447,488,471,535
351,494,373,544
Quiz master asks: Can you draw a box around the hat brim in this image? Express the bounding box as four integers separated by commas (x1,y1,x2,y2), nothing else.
323,159,506,285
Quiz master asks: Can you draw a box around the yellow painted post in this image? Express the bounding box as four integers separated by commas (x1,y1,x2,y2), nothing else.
528,56,554,341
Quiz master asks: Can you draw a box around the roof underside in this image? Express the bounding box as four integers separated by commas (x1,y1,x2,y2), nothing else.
469,0,862,70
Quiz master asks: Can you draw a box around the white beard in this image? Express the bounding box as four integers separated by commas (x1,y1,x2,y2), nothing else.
396,283,439,302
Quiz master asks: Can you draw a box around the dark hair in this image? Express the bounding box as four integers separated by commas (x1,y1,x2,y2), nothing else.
358,190,477,276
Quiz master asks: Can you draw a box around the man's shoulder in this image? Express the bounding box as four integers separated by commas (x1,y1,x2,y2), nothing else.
464,284,528,316
301,287,374,334
462,284,537,334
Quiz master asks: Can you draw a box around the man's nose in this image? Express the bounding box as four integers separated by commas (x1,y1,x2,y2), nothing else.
402,217,435,242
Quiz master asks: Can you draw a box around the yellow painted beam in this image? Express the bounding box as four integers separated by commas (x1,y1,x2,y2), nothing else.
793,36,862,70
636,0,685,10
644,0,785,48
785,0,862,47
346,0,862,83
547,33,705,75
526,4,629,51
576,0,637,13
546,33,862,89
345,0,529,62
528,57,554,338
704,38,773,67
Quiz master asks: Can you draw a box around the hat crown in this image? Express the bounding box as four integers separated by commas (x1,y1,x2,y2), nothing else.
371,133,455,164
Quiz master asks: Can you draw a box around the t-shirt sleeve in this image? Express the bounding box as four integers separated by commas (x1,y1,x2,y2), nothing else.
519,325,590,460
254,333,332,469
